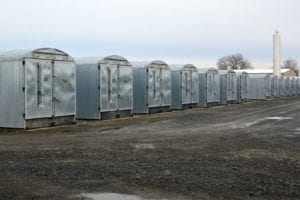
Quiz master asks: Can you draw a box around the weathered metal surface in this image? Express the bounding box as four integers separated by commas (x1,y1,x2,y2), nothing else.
219,70,237,104
236,71,249,102
76,55,133,119
248,74,271,100
54,61,76,117
0,48,76,129
25,59,53,119
270,75,279,98
171,64,199,109
198,68,220,107
285,77,291,96
278,77,285,96
133,68,148,113
132,61,171,114
0,60,25,128
76,63,99,119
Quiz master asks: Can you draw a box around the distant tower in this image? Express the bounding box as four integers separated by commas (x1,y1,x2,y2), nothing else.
273,31,281,76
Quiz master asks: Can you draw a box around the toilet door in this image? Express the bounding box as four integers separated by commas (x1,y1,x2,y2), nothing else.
24,59,53,119
53,61,76,116
182,70,194,104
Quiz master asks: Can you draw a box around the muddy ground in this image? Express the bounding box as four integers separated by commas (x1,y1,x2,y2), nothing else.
0,97,299,200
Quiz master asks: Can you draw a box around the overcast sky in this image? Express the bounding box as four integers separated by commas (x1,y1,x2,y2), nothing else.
0,0,299,68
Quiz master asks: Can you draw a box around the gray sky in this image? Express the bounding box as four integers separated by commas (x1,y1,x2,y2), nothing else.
0,0,299,68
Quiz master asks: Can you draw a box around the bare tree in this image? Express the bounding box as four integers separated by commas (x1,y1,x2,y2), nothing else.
282,58,299,75
217,53,252,70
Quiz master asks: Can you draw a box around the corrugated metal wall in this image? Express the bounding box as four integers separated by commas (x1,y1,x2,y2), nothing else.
0,60,25,128
133,68,148,113
76,63,99,119
198,73,207,107
171,71,181,109
249,77,266,100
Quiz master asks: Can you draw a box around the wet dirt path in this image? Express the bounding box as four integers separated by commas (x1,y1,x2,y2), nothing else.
0,97,299,200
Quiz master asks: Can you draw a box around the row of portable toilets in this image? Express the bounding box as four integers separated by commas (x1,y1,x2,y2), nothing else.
0,48,299,129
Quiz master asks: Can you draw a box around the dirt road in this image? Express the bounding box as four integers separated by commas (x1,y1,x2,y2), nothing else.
0,97,299,200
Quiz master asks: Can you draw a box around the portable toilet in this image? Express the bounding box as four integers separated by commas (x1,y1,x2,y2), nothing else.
265,75,272,99
171,64,199,110
285,77,291,96
290,77,297,96
132,61,171,114
235,71,249,103
270,75,280,98
278,76,285,97
0,48,76,129
76,55,133,119
219,70,237,104
248,74,271,100
296,77,300,96
198,68,220,107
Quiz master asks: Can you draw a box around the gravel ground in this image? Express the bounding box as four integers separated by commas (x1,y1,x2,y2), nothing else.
0,97,299,200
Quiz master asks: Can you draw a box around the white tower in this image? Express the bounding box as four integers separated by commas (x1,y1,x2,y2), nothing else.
273,31,281,76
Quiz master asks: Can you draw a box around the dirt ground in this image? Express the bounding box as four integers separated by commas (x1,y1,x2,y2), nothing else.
0,97,299,200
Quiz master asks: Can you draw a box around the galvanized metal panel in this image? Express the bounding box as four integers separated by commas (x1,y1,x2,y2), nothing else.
181,70,190,104
191,70,199,103
109,65,119,110
0,60,25,128
76,63,99,119
231,73,237,101
181,69,199,104
171,64,199,108
236,75,242,102
278,77,284,96
209,72,220,103
198,73,207,107
199,68,220,106
296,77,300,95
248,76,266,100
25,59,53,119
132,60,170,112
236,72,249,102
133,68,148,113
291,77,297,95
0,48,73,62
99,63,109,111
0,48,75,128
171,71,181,109
161,68,171,106
271,76,279,97
285,77,290,96
54,61,76,116
148,67,161,107
219,74,227,104
240,74,248,99
265,75,272,98
119,65,133,110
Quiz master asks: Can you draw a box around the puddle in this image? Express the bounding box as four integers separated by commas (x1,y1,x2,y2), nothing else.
80,193,171,200
264,117,293,120
82,193,141,200
240,116,294,128
133,143,155,150
219,116,294,129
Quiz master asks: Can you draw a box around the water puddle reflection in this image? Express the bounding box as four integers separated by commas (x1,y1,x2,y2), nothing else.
81,192,172,200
